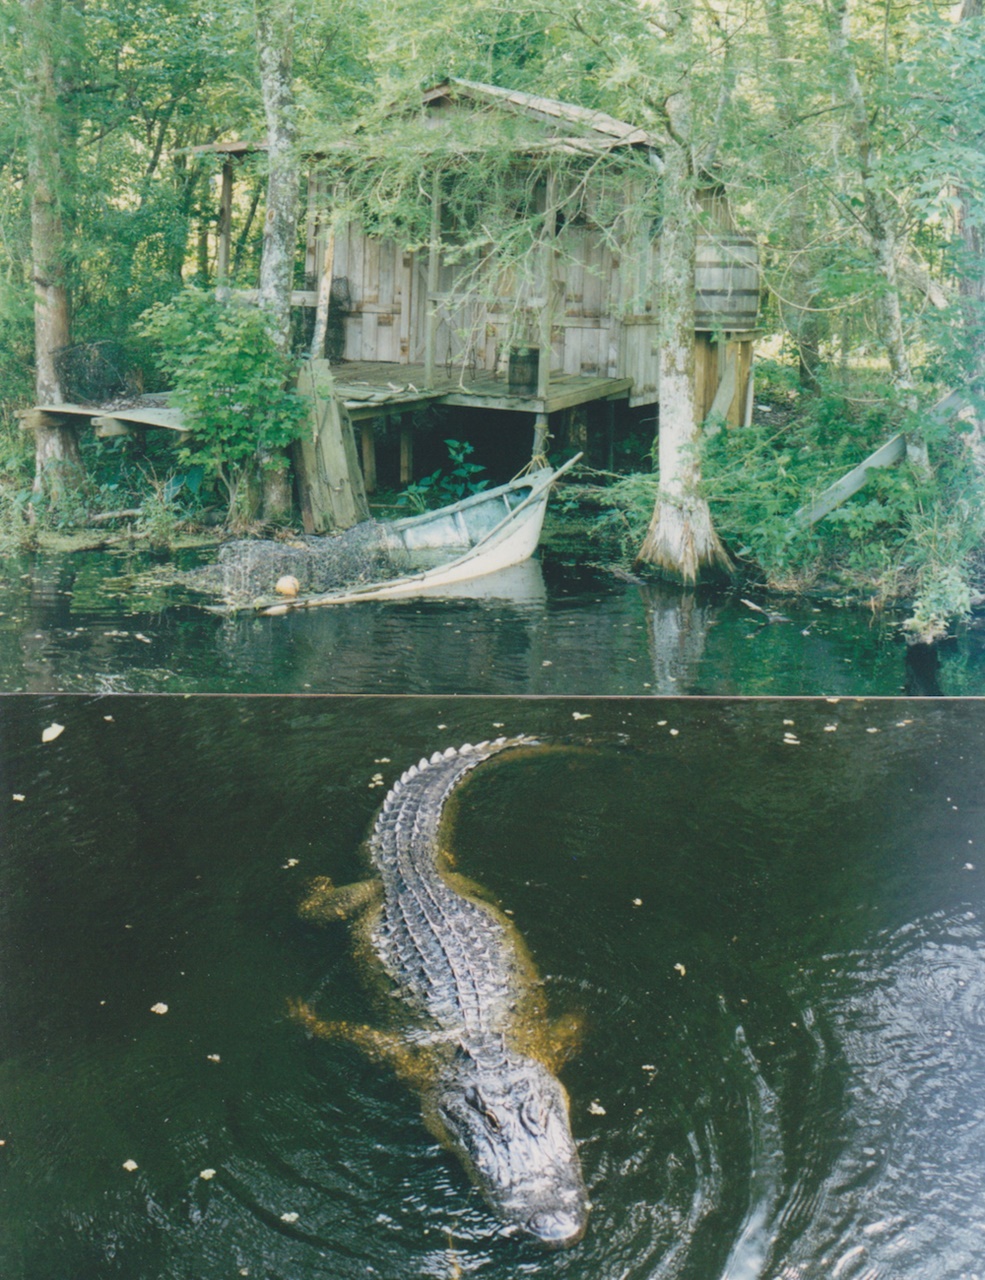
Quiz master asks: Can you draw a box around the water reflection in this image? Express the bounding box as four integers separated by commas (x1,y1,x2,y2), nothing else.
1,549,962,694
640,587,718,694
2,696,984,1278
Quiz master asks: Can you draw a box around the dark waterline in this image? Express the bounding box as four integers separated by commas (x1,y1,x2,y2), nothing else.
2,694,984,1278
3,548,984,694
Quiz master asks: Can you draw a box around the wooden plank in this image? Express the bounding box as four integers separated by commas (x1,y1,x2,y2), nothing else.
216,161,234,286
360,421,378,493
537,172,557,404
91,407,186,432
703,351,738,436
441,375,633,415
293,358,370,533
19,408,80,431
789,388,970,532
92,417,133,439
425,174,441,386
310,228,336,359
399,249,413,362
791,434,907,530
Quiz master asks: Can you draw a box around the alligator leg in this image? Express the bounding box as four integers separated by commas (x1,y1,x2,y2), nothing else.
287,998,427,1085
546,1011,585,1071
299,875,380,923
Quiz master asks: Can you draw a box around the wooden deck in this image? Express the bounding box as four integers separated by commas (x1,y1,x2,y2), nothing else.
20,364,634,439
335,361,633,420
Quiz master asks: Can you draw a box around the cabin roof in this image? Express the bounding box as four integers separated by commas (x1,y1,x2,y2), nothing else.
187,80,662,163
421,78,659,155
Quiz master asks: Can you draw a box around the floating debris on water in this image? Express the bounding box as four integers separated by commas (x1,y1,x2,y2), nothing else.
150,1002,168,1015
41,723,65,743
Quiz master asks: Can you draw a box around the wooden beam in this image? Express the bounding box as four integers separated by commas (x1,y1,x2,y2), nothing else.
790,388,975,533
441,376,633,415
360,420,377,493
310,227,335,359
400,422,414,483
532,412,550,459
293,358,370,533
92,418,133,439
424,172,441,388
537,172,557,406
791,434,906,530
216,160,234,292
19,408,77,431
703,350,738,436
91,407,186,432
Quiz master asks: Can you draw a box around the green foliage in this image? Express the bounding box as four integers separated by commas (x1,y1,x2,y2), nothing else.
137,288,306,517
397,438,489,511
699,375,985,623
588,471,660,563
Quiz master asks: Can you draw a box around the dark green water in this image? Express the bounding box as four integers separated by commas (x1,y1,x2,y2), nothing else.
4,547,985,694
2,695,984,1278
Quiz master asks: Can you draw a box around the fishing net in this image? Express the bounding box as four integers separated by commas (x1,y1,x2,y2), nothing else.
181,520,413,605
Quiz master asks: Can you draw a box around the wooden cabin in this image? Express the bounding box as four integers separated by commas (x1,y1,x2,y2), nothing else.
216,79,760,478
20,82,760,519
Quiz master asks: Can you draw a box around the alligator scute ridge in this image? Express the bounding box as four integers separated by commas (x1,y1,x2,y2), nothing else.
293,734,589,1248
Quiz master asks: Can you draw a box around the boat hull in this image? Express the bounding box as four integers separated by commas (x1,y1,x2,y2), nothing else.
259,456,580,613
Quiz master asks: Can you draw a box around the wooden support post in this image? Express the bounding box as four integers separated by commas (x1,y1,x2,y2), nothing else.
310,227,336,360
216,160,234,296
743,355,755,428
606,400,616,470
564,404,589,454
532,412,550,461
399,421,414,484
361,420,377,493
424,172,442,389
293,358,370,534
536,172,557,408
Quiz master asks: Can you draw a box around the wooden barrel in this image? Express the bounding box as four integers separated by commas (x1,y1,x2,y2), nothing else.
694,234,759,331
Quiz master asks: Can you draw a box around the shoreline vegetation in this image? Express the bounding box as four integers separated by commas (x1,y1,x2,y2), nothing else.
3,3,983,647
3,356,984,646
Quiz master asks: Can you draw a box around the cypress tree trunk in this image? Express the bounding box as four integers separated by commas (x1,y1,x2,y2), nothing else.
764,0,824,388
255,0,300,521
23,0,85,506
958,0,984,379
636,1,730,583
827,0,927,466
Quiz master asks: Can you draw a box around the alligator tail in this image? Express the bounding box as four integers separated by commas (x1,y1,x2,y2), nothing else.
370,736,539,873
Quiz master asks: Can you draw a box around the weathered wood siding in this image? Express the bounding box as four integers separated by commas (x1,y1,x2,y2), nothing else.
321,180,754,411
331,224,409,363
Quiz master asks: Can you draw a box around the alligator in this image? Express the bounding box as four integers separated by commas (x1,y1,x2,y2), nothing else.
290,736,589,1247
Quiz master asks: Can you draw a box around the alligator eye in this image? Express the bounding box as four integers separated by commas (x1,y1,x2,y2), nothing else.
483,1109,502,1133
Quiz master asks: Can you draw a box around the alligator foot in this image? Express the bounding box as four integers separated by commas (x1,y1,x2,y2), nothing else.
298,875,380,923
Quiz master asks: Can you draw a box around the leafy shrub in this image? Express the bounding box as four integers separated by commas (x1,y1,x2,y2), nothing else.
397,439,489,511
137,288,306,521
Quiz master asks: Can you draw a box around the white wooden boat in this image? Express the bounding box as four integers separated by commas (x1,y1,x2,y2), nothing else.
256,454,581,614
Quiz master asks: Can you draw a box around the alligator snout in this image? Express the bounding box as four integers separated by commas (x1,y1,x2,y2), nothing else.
526,1205,589,1248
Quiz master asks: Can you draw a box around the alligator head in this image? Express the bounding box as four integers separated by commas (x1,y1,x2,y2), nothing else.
427,1040,589,1247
